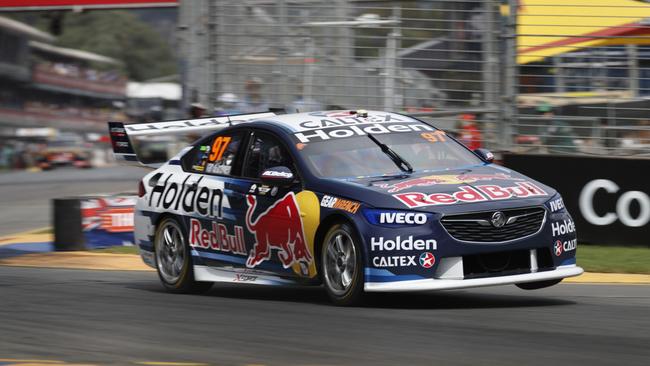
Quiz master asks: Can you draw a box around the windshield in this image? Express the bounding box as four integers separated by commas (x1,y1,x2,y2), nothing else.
299,131,484,178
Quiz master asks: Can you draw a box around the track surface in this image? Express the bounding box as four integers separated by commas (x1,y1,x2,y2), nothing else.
0,166,146,235
0,266,648,366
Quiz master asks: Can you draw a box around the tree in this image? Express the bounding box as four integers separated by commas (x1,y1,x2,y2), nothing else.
51,11,177,81
11,10,177,81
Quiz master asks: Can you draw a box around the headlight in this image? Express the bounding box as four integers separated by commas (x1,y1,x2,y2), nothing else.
362,208,431,226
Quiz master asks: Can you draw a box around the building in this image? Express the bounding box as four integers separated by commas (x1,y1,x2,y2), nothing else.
0,16,128,135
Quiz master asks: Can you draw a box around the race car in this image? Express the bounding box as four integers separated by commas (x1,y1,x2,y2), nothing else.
109,110,582,305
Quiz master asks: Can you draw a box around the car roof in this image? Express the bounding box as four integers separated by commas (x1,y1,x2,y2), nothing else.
252,110,424,133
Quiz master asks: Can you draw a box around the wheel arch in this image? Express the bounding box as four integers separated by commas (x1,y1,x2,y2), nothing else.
153,212,187,234
314,212,366,279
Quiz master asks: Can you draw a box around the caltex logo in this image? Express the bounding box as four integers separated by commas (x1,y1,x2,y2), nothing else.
419,252,435,268
554,240,563,256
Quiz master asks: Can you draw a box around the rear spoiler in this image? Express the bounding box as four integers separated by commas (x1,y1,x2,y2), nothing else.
108,112,275,167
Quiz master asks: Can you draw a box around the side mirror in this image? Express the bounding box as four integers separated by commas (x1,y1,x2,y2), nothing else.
474,148,494,163
259,166,295,186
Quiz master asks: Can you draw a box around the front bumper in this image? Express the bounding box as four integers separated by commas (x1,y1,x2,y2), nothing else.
364,264,583,292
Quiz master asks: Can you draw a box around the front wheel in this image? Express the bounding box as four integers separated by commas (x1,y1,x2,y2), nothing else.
154,217,212,294
321,223,364,306
516,278,562,290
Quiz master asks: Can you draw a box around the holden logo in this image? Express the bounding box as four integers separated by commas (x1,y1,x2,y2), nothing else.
490,211,507,228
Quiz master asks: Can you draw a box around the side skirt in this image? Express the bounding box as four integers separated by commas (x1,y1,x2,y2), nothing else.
193,265,300,286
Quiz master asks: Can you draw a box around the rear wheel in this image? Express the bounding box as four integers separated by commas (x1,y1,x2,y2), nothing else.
321,223,364,306
516,279,562,290
154,217,212,294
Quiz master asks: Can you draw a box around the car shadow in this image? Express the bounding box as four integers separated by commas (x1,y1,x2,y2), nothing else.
126,278,575,309
200,283,575,309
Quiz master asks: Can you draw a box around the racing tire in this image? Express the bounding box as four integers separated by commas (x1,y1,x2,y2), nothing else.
321,222,364,306
516,279,562,290
153,217,212,294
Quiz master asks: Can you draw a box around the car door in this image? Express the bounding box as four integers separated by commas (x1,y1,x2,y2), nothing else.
234,129,314,278
180,129,250,269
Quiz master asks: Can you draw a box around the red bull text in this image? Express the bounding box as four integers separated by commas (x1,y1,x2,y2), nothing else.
394,181,548,208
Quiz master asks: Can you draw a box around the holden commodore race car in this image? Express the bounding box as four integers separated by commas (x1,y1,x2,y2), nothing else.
109,110,582,305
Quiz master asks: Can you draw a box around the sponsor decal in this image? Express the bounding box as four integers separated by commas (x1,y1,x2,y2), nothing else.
82,197,135,233
549,197,565,213
554,240,562,256
250,183,272,196
122,112,274,136
81,196,136,247
371,236,437,251
419,252,436,268
320,195,360,214
379,211,427,225
554,239,577,256
307,111,360,118
299,112,407,129
188,218,246,255
394,181,548,208
379,173,519,193
372,255,416,268
109,127,126,136
293,120,434,143
234,274,257,282
148,173,226,219
579,179,650,228
261,170,293,178
371,252,436,268
245,192,312,271
551,219,576,237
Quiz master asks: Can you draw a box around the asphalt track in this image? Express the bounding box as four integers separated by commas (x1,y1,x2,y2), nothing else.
0,266,648,366
0,166,146,236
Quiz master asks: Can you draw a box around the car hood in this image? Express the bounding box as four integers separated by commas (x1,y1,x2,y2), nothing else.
317,164,556,214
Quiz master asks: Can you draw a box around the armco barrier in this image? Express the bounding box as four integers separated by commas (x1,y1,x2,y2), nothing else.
503,154,649,247
53,193,136,251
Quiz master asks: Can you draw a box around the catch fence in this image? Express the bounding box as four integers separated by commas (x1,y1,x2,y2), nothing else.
178,0,650,156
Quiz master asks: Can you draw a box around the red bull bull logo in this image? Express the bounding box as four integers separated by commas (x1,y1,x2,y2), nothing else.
245,192,313,270
379,173,519,193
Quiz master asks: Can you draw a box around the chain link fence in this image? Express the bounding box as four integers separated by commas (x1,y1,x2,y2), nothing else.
178,0,650,156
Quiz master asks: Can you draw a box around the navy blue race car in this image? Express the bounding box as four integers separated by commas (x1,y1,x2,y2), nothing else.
109,110,582,305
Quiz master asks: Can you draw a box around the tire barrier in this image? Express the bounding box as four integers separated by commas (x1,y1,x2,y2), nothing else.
53,194,136,251
503,154,649,247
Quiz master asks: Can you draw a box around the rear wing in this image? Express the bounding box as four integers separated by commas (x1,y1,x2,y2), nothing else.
108,112,275,168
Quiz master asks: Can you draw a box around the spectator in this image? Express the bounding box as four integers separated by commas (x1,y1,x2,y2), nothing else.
0,143,10,169
456,113,482,151
286,86,323,113
214,93,241,116
237,77,269,113
189,102,207,119
538,103,577,154
620,119,650,152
